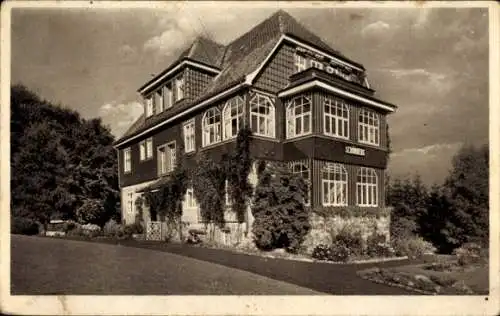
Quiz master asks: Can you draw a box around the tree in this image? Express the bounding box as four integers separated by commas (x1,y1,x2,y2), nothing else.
251,162,310,253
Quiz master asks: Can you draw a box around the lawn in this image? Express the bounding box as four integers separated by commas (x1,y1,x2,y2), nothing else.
11,235,322,295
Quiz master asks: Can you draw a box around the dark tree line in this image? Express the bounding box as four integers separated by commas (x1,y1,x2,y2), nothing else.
387,144,489,253
11,84,120,230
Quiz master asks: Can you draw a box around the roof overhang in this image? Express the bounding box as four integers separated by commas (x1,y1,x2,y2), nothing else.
138,59,221,95
114,82,249,148
278,79,397,113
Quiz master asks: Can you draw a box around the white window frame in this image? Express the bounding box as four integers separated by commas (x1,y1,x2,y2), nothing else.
175,75,184,102
322,163,348,206
139,138,153,161
202,107,221,147
294,52,308,73
155,89,164,114
324,97,349,139
127,192,134,214
286,95,312,139
222,96,245,140
250,94,275,138
123,147,132,174
358,109,380,146
183,119,196,153
184,187,198,209
164,83,173,109
145,95,154,117
356,167,378,207
291,162,310,206
157,141,176,176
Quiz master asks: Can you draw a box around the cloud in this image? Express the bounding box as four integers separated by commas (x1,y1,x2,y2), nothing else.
391,142,463,157
99,101,144,137
361,20,390,37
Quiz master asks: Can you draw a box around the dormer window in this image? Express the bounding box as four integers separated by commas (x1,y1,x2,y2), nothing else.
294,53,308,73
145,95,154,117
164,83,173,109
175,75,184,101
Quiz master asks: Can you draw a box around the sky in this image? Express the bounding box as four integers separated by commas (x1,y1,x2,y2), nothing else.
10,3,490,186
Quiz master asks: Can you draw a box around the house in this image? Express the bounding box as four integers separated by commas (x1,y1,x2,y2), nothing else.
113,10,397,232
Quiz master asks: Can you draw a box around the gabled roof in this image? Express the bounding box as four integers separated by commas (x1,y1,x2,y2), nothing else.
115,10,365,146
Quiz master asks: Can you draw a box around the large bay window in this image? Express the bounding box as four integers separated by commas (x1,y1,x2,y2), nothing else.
356,167,378,207
291,162,310,205
183,119,195,153
286,96,312,138
250,94,275,138
158,141,176,175
324,97,349,139
294,52,308,73
358,109,379,146
322,163,347,206
123,147,131,173
202,107,221,146
223,96,244,140
139,138,153,161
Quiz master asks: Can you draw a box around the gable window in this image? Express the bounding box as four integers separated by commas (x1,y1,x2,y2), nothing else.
155,89,163,114
357,167,378,207
202,107,221,147
164,83,173,109
322,163,347,206
139,138,153,161
184,188,198,209
286,96,312,139
291,162,310,205
175,75,184,101
324,97,349,139
294,52,308,73
250,94,275,138
157,141,176,175
123,147,132,173
183,119,196,153
223,96,245,140
358,109,379,146
145,96,154,117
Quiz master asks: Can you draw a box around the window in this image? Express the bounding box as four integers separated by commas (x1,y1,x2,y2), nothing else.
184,188,198,209
294,53,308,73
157,141,176,175
324,97,349,139
183,119,196,153
223,96,244,140
145,96,154,117
286,96,312,138
250,94,275,138
358,109,379,146
291,162,310,205
123,147,131,173
202,107,221,146
164,83,173,109
155,89,163,114
225,180,232,206
322,163,347,206
139,138,153,161
127,192,134,214
356,167,378,207
175,75,184,101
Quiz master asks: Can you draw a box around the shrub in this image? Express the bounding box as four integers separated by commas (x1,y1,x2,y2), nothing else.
63,221,77,233
81,223,102,238
430,274,457,287
11,217,40,235
392,236,436,258
103,219,123,237
332,223,364,257
329,240,351,262
453,242,482,266
366,233,395,258
123,223,144,238
311,244,331,261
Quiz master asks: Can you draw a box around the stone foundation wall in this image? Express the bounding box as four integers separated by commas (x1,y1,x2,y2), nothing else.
301,210,391,255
